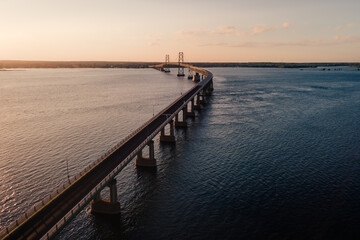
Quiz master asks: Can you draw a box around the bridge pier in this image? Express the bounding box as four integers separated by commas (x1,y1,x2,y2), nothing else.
91,179,121,215
205,88,212,96
160,120,175,142
194,94,201,110
135,140,156,167
187,99,196,117
209,80,214,91
204,81,214,96
199,92,207,104
175,107,187,127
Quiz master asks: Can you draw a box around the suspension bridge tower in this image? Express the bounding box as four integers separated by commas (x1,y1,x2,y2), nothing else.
164,54,170,73
177,52,185,77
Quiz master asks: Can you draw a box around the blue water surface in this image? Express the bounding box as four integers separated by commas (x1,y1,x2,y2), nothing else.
1,67,360,239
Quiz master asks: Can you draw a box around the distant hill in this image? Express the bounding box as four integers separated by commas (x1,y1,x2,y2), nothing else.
0,60,359,69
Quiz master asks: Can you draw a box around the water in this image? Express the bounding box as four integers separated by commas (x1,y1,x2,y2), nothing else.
1,67,360,239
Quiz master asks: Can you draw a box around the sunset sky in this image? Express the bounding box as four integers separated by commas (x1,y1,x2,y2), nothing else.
1,0,360,62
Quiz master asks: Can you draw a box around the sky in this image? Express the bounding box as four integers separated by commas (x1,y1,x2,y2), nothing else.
1,0,360,62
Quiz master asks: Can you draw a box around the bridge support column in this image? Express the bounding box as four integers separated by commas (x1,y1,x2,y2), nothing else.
160,120,175,142
187,99,195,117
205,87,212,96
175,107,187,127
135,140,156,167
199,92,207,104
205,81,214,96
194,94,201,110
91,179,121,215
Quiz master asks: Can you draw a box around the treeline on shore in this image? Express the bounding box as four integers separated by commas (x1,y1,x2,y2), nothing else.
189,62,360,68
0,60,157,69
1,60,359,69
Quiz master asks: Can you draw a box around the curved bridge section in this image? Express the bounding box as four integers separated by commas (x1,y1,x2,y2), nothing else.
1,64,214,240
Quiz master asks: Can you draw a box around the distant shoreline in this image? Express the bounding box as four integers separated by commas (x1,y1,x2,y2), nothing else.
1,60,359,69
0,69,25,71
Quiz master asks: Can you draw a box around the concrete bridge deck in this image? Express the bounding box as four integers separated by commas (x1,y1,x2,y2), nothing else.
1,64,213,240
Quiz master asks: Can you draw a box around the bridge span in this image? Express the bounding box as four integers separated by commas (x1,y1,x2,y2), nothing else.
0,63,213,240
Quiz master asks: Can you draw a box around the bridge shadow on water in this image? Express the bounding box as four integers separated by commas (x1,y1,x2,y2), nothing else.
90,213,123,239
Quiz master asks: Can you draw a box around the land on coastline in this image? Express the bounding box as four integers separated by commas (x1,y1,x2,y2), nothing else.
0,60,359,69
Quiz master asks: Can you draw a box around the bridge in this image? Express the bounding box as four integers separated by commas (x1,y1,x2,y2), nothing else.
0,58,214,240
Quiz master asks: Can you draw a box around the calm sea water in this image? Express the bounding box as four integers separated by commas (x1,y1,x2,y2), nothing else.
1,67,360,239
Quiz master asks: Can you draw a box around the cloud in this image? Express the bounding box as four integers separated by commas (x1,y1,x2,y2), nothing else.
333,34,360,43
178,30,208,37
282,22,291,29
212,26,246,37
199,35,360,49
178,22,291,38
262,36,360,47
250,22,290,35
336,23,358,31
146,34,161,46
271,35,360,47
178,25,245,37
270,39,327,47
228,39,326,48
230,42,258,47
198,42,228,47
250,24,274,35
199,41,256,48
148,41,160,46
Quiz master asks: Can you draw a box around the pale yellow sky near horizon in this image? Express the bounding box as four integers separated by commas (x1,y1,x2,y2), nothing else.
1,0,360,62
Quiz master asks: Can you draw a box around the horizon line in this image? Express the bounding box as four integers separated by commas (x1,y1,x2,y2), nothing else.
1,59,360,64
